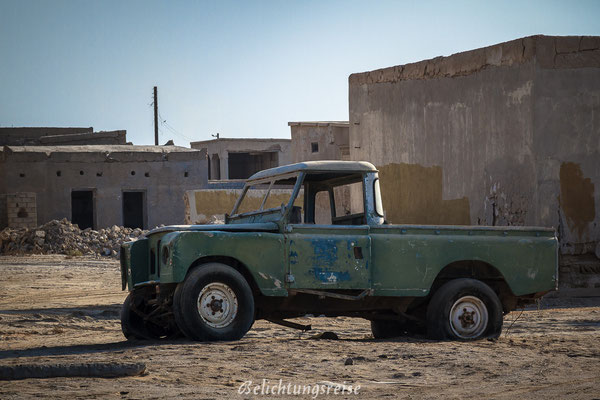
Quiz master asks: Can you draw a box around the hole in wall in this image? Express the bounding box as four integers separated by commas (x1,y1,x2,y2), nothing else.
56,171,61,177
131,171,136,176
79,171,84,175
17,208,28,218
96,172,103,177
184,171,189,177
144,172,150,177
19,173,25,177
311,142,319,153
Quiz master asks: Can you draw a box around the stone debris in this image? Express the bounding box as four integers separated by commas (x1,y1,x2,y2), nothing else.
0,219,147,258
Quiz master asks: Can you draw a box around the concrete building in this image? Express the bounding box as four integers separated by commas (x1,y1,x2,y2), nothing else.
0,127,127,146
288,121,350,162
190,138,291,180
0,145,207,229
348,35,600,256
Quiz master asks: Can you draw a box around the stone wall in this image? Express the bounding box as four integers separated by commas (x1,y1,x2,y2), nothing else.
349,35,600,254
5,193,37,229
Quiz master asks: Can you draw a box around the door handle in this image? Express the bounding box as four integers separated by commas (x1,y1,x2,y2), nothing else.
353,246,363,259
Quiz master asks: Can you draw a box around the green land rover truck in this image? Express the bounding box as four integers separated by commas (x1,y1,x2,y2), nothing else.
120,161,558,341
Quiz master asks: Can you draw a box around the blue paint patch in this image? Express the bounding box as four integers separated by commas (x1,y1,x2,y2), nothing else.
289,250,298,265
311,239,338,266
311,267,351,283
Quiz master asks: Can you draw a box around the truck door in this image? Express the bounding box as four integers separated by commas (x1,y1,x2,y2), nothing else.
285,225,371,289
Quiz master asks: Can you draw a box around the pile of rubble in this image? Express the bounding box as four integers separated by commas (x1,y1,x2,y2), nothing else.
0,219,147,258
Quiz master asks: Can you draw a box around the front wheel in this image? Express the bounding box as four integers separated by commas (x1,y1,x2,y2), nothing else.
173,263,255,341
121,289,179,340
426,278,503,340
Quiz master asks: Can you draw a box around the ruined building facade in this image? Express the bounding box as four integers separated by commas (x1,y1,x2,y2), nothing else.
349,35,600,255
1,130,206,229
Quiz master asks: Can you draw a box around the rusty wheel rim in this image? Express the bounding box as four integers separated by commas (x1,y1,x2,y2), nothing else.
197,282,239,329
449,295,488,339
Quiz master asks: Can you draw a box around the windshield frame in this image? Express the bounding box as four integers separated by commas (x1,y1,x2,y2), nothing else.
229,171,303,218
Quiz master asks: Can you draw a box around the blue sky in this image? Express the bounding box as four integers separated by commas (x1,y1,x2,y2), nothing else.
1,0,599,146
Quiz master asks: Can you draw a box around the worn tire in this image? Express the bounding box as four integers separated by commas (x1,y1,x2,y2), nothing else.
121,290,180,340
370,320,409,339
175,263,254,341
173,282,197,340
121,292,155,340
426,278,503,341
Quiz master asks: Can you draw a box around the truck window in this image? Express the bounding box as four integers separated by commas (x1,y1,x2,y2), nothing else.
332,181,365,225
315,190,332,224
233,177,302,216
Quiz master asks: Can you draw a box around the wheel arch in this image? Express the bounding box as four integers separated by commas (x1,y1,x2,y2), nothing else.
431,260,517,313
185,255,262,297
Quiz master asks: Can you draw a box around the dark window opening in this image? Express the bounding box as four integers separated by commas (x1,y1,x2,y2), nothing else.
96,172,103,177
184,171,189,177
210,153,220,180
311,142,319,153
17,208,28,218
228,151,279,179
123,191,145,229
71,190,94,230
130,171,136,176
79,171,84,175
19,173,25,177
144,172,150,177
56,171,61,177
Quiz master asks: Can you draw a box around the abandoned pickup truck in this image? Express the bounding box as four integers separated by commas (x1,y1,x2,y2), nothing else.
120,161,558,341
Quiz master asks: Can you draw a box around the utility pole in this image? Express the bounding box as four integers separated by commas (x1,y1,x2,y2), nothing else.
153,86,159,145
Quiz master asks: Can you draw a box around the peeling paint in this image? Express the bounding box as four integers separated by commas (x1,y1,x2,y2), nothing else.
559,162,596,239
377,163,470,225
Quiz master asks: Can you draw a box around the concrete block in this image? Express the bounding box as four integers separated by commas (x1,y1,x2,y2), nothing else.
555,50,600,69
501,39,525,65
555,36,581,54
485,45,503,66
580,36,600,51
535,36,556,68
402,61,427,80
523,36,537,61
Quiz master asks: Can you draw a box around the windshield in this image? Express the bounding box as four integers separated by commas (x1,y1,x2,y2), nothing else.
231,174,301,217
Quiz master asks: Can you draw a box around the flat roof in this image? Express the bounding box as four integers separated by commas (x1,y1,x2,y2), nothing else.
248,160,376,181
288,121,349,128
349,35,600,85
190,138,291,146
2,145,199,154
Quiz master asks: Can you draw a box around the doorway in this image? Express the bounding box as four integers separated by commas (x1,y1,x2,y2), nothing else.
122,191,145,229
71,190,95,230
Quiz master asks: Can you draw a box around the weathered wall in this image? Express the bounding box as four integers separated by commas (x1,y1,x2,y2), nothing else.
0,146,207,229
289,122,350,162
349,35,600,254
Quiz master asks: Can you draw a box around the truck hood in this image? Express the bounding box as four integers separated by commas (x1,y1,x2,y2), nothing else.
145,222,280,236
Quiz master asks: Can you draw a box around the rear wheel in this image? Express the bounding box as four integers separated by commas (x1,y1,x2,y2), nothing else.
426,278,503,340
173,263,254,341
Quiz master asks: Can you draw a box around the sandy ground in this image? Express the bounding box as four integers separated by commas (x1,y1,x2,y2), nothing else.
0,255,599,399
